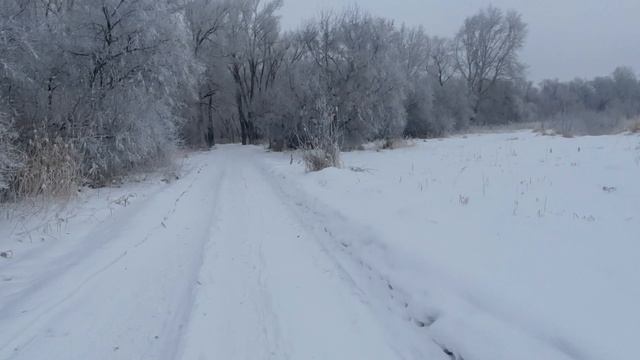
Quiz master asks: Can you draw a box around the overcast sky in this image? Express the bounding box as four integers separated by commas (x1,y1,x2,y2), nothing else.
280,0,640,82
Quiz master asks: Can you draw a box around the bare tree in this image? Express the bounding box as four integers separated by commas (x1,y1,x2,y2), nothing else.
454,6,527,124
185,0,231,147
428,37,455,87
395,25,430,80
300,9,407,147
612,67,640,117
1,0,198,192
222,0,284,145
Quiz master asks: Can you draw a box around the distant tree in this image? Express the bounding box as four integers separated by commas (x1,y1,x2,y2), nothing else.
454,6,527,124
184,0,231,147
254,31,307,149
427,37,456,87
395,26,434,137
299,9,407,147
221,0,284,145
476,79,533,125
398,28,471,137
432,78,473,131
611,67,640,117
537,79,581,117
427,36,472,133
396,25,431,80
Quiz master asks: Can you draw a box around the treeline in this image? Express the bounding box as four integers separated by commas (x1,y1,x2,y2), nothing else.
1,0,639,198
1,0,194,198
535,68,640,135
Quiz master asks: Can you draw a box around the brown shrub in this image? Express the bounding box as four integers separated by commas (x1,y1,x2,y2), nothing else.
303,145,341,172
383,138,415,150
629,119,640,133
12,134,82,199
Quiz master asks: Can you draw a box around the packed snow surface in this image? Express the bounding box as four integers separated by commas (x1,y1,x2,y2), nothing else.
1,131,639,360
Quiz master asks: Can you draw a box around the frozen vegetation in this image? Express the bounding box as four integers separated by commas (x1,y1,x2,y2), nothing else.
1,0,639,200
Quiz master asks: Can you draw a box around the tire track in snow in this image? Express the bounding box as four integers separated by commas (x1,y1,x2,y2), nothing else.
0,165,206,354
176,161,289,360
177,147,402,360
148,165,228,360
256,154,580,360
0,154,228,360
254,157,438,360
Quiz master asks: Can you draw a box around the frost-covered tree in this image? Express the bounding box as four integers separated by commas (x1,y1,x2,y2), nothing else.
431,78,473,131
54,0,197,183
610,67,640,117
1,0,198,193
218,0,285,145
531,67,640,135
536,68,640,121
395,26,434,138
4,0,639,199
251,31,307,149
299,9,407,147
476,79,534,125
537,79,580,117
427,37,456,87
454,6,527,124
184,0,231,147
398,28,471,137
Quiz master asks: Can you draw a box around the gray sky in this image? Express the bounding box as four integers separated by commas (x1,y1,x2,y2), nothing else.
280,0,640,82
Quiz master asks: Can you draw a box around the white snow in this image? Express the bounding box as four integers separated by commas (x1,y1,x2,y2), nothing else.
1,132,639,360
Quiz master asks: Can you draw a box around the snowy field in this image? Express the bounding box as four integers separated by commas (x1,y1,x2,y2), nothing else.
1,131,639,360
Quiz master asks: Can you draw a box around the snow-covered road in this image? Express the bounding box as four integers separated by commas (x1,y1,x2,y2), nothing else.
178,149,407,360
2,132,639,360
0,147,433,360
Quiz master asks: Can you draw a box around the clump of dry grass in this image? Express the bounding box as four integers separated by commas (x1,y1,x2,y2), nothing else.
532,126,558,136
12,133,82,199
0,114,20,193
629,119,640,134
303,144,341,172
383,138,416,150
359,138,416,152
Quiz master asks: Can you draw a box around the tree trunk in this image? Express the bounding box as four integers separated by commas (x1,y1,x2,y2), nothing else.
247,111,256,145
198,91,206,146
206,96,215,148
240,122,248,145
471,96,482,126
236,91,249,145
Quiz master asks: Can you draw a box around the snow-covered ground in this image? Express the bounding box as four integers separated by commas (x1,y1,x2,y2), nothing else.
1,131,639,360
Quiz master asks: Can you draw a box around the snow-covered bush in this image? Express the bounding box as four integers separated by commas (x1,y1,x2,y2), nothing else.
549,110,625,137
57,1,192,185
74,89,179,186
1,0,197,193
303,147,341,172
296,10,408,148
300,99,342,172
